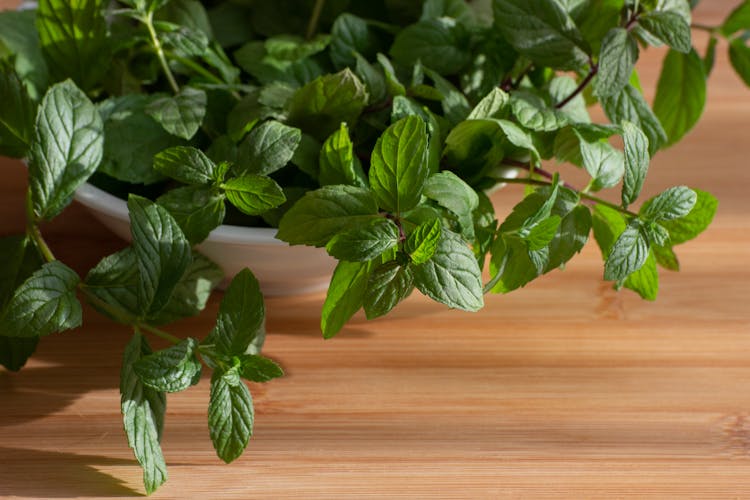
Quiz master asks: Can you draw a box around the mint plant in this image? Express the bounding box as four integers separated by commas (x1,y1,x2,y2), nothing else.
0,0,744,494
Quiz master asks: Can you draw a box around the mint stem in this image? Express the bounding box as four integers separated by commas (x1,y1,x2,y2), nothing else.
24,189,55,263
306,0,326,40
691,23,718,33
144,11,180,94
555,61,597,109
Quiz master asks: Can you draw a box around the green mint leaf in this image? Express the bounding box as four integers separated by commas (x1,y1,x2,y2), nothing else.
376,53,407,97
645,222,671,248
653,243,680,271
423,68,472,125
354,52,388,105
640,186,697,222
443,120,505,183
369,115,429,214
421,0,475,24
600,84,667,155
330,13,377,68
321,260,373,339
0,261,81,338
120,331,167,495
208,370,254,463
149,253,223,325
157,186,226,245
510,91,568,132
390,18,471,75
579,136,624,191
603,219,650,281
638,11,691,54
236,120,301,176
146,87,207,140
0,336,40,372
595,28,638,98
156,0,213,38
226,91,281,142
423,171,479,239
29,80,104,220
653,49,706,146
97,95,184,185
319,123,367,188
236,354,284,383
0,10,49,99
592,204,659,297
287,69,368,140
524,215,562,251
153,146,217,185
549,75,590,122
722,1,750,36
363,261,415,319
553,123,620,167
0,65,35,158
413,229,483,311
657,188,717,244
159,24,209,58
84,247,139,321
277,185,380,247
545,204,591,271
729,38,750,87
406,219,442,265
621,121,650,208
128,195,192,317
326,218,400,262
623,251,659,300
222,175,286,216
487,235,541,293
493,0,590,70
36,0,109,90
467,88,509,120
234,39,324,87
133,337,202,393
704,35,718,75
204,268,264,357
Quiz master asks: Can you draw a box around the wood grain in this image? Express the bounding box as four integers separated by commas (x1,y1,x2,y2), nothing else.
1,1,750,498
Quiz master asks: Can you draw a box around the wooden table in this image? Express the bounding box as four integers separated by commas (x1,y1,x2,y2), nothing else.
2,2,749,498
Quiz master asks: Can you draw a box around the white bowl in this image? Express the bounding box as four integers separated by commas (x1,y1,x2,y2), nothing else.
74,183,336,296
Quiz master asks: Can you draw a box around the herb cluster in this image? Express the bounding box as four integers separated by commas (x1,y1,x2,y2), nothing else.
1,0,746,494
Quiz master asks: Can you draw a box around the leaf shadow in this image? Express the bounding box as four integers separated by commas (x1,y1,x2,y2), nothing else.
0,446,139,497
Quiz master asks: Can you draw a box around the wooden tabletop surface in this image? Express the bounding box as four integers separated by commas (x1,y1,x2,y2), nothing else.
2,1,750,498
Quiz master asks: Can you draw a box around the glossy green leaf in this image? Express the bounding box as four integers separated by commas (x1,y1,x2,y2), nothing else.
128,195,192,317
640,186,697,222
657,188,717,244
729,38,750,87
369,116,429,214
363,261,414,319
236,120,301,176
146,87,207,140
722,1,750,35
406,219,442,265
326,218,400,262
321,260,373,338
208,370,254,463
287,69,368,140
222,175,286,216
603,219,650,281
29,80,104,220
595,28,638,97
390,18,471,75
318,123,367,187
133,337,202,393
157,186,226,244
600,84,667,154
653,49,706,146
0,261,81,338
277,185,380,247
0,66,35,158
413,229,483,311
510,91,568,132
492,0,590,70
204,269,265,357
120,332,168,495
621,121,650,207
236,354,284,383
153,146,217,185
36,0,109,90
638,10,691,53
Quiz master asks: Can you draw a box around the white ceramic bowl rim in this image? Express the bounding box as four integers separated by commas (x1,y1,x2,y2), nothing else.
74,183,283,245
